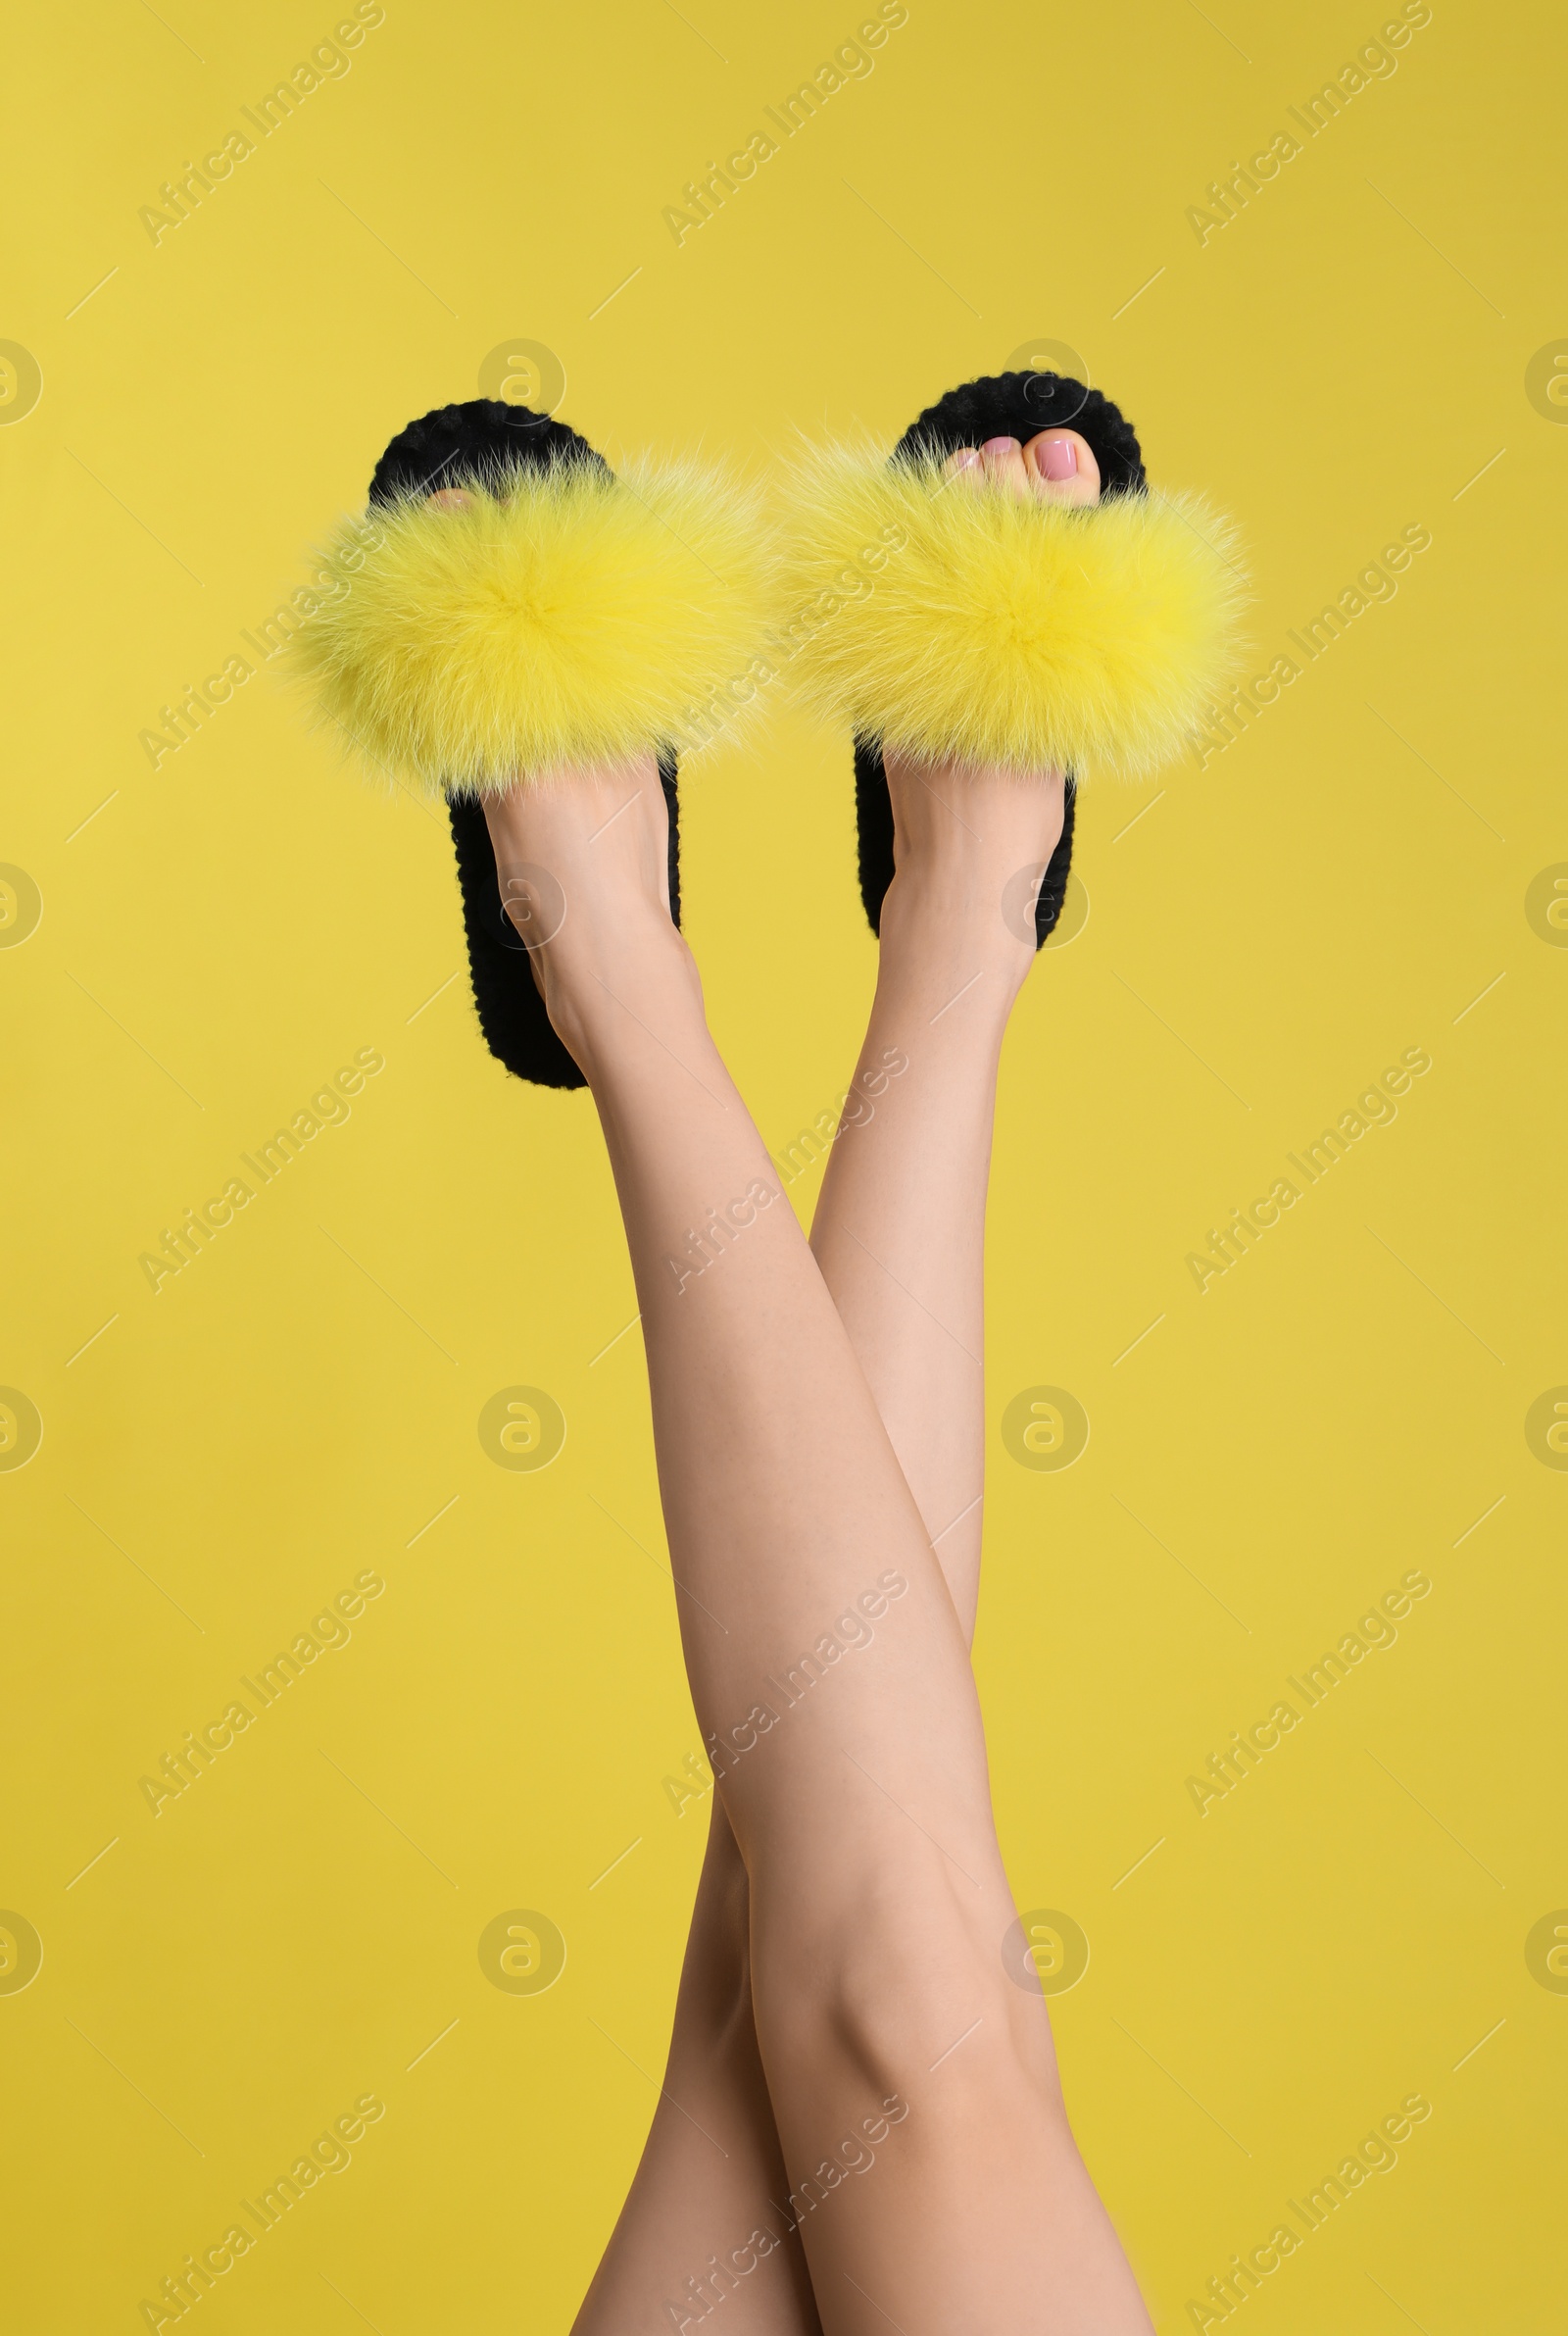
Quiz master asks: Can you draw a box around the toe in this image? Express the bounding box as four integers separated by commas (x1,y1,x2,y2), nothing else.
980,435,1030,496
1023,429,1101,505
943,446,984,491
427,487,474,511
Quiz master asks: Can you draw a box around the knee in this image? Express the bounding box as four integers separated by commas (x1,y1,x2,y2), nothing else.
756,1888,1006,2102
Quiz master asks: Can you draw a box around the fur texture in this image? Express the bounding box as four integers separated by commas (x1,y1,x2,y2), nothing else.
294,454,765,796
775,442,1244,780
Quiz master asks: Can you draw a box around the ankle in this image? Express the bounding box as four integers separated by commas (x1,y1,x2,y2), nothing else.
877,864,1037,1016
538,907,705,1074
479,755,700,1069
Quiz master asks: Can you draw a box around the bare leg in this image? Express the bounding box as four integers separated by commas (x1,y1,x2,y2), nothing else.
569,733,1053,2325
808,754,1050,1634
572,1798,823,2335
565,427,1113,2335
491,739,1151,2335
808,422,1104,1630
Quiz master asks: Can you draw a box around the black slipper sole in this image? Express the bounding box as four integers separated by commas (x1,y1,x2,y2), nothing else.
367,398,685,1091
853,369,1147,949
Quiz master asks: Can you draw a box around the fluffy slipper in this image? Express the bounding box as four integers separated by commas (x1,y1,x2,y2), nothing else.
295,398,763,1087
774,371,1242,945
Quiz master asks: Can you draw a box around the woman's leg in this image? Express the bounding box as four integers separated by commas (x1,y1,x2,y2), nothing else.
564,726,1050,2335
492,743,1151,2336
570,1797,823,2335
568,724,1058,2335
808,427,1104,1641
807,754,1044,1639
564,429,1115,2335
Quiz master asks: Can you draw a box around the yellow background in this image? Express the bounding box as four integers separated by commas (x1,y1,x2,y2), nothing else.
3,0,1564,2328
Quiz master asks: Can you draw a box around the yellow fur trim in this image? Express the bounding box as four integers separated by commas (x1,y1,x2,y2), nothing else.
770,444,1245,777
292,457,766,795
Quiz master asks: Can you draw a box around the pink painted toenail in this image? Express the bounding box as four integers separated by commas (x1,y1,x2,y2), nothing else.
982,437,1017,460
1037,436,1078,480
953,447,981,470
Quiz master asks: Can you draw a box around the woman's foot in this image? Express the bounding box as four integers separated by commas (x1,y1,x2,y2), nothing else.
877,427,1101,1003
874,756,1066,1035
944,424,1102,506
478,755,697,1074
411,488,696,1077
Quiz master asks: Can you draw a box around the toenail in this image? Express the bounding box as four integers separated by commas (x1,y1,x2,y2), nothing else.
1036,436,1078,480
953,448,981,471
982,437,1018,460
